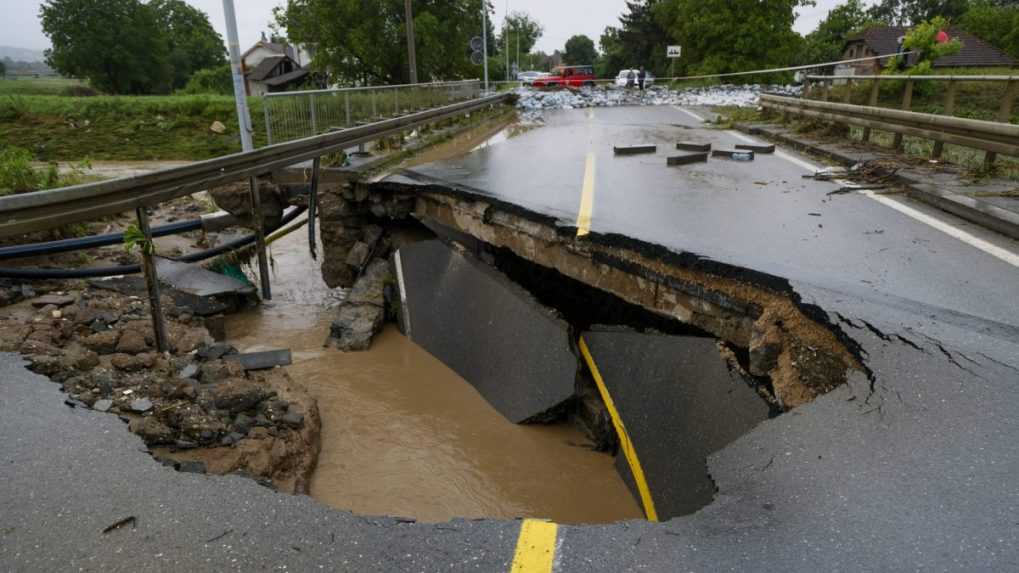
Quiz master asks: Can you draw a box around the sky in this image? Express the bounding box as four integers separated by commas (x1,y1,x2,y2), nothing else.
3,0,850,56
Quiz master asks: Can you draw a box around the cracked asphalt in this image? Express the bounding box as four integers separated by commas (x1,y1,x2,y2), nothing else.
4,105,1019,571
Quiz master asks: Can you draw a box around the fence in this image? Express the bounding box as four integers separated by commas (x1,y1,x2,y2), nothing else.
262,80,483,144
782,73,1019,166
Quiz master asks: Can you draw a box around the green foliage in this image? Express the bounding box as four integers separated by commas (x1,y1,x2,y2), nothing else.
884,16,962,75
123,223,155,256
800,0,874,64
0,146,39,195
867,0,972,26
179,64,234,95
41,0,173,94
0,61,5,78
959,1,1019,58
0,78,86,96
498,11,544,59
150,0,228,91
563,35,598,65
277,0,494,84
598,0,673,78
654,0,811,81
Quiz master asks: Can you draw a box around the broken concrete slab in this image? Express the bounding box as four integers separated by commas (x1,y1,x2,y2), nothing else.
583,327,770,520
396,240,576,423
667,153,708,167
30,294,76,308
614,144,657,155
328,259,391,351
735,143,775,154
225,349,292,371
154,257,256,299
676,142,711,152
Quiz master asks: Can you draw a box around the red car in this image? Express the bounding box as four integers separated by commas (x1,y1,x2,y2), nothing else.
531,65,596,89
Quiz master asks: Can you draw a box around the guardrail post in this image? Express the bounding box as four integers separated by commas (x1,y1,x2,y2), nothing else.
394,90,400,116
862,79,880,143
309,94,318,136
263,98,273,146
308,157,320,260
820,78,830,102
134,206,170,354
371,89,378,120
248,176,272,301
843,79,854,104
984,79,1017,169
345,92,351,127
892,79,913,150
932,80,958,160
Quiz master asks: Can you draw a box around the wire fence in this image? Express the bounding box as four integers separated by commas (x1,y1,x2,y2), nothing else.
263,80,483,144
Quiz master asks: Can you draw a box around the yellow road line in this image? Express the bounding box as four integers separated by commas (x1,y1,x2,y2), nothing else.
509,519,558,573
578,337,659,522
575,152,596,237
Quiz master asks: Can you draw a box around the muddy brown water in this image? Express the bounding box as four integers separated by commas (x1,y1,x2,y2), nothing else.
224,216,643,524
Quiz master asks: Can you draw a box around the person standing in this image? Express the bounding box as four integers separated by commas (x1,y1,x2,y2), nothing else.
638,66,647,91
626,69,635,88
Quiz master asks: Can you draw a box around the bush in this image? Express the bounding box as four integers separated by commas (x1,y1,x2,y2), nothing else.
179,64,234,96
0,145,41,195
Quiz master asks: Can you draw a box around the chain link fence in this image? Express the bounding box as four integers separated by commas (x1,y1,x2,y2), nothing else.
262,80,483,144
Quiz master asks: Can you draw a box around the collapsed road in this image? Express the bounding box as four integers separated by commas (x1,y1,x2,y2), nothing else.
3,100,1019,571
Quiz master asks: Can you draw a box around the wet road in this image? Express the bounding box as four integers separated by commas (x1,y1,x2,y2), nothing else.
405,105,1019,350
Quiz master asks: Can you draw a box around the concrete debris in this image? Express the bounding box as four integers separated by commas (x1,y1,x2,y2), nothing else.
676,142,711,152
329,259,391,351
226,349,293,371
667,153,709,166
30,294,76,308
129,398,153,413
614,144,657,156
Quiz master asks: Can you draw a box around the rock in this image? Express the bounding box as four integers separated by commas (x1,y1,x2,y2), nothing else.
93,399,113,412
129,417,175,444
115,329,150,355
232,413,254,434
281,412,304,428
110,353,156,372
749,325,784,377
179,363,200,379
177,460,207,474
210,378,271,414
30,294,76,308
362,224,384,246
26,355,63,377
209,121,226,134
208,181,284,231
345,242,372,268
329,304,384,351
199,359,245,383
197,342,237,362
129,398,153,413
346,259,391,307
82,330,121,354
67,349,100,371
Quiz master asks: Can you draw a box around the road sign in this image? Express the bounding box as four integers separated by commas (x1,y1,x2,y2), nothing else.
470,36,484,52
667,45,682,58
470,50,485,66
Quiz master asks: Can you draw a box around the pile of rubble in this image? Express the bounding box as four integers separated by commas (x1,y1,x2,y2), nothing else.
0,285,320,493
515,84,802,115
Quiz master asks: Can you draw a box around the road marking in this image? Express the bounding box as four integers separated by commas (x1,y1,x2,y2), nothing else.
578,337,659,522
860,191,1019,268
509,519,558,573
725,130,1019,268
673,106,705,123
576,152,596,236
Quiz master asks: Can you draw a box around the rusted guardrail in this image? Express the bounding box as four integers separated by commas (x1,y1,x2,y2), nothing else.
800,73,1018,164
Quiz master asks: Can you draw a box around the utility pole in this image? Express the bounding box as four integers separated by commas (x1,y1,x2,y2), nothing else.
504,0,510,81
223,0,253,152
405,0,418,84
482,0,489,92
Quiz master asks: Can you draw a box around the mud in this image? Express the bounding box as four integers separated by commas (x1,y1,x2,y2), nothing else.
224,224,643,524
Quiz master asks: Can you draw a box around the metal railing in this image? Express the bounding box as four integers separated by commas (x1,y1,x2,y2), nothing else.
263,80,483,144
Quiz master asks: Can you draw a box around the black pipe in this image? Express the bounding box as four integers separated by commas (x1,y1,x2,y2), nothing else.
0,207,306,280
0,218,203,261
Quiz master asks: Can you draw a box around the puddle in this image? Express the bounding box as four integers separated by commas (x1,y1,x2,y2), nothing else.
224,220,642,523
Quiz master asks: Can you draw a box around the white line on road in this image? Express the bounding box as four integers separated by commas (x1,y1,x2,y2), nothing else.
722,128,1019,269
673,106,706,123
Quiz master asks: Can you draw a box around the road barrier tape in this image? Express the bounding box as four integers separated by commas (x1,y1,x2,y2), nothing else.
578,336,659,522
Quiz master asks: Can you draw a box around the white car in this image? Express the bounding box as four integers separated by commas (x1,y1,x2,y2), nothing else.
517,71,548,85
615,69,655,88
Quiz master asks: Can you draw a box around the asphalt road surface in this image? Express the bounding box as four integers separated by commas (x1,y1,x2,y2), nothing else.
3,105,1019,571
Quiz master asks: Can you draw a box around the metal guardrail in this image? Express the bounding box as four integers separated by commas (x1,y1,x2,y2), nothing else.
263,80,482,144
0,91,512,239
760,93,1019,160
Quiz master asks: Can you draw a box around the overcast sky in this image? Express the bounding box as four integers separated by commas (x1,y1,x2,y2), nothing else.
4,0,851,55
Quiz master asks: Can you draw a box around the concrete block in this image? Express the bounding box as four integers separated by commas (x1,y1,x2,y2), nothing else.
396,240,576,423
583,328,770,519
735,143,776,154
711,149,755,160
667,153,709,166
676,142,711,152
225,349,292,371
614,144,657,156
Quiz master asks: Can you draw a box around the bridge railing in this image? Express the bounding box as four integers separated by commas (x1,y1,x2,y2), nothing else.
776,73,1018,166
262,80,482,144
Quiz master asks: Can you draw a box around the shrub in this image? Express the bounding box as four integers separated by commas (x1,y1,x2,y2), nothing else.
0,145,40,195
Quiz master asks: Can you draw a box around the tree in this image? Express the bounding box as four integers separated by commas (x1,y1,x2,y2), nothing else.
960,0,1019,58
653,0,811,79
801,0,874,64
40,0,172,94
884,15,962,76
0,60,5,79
150,0,227,91
498,11,544,65
277,0,491,84
867,0,972,25
563,35,598,65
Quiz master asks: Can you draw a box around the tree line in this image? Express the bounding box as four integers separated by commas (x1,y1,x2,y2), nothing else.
40,0,226,94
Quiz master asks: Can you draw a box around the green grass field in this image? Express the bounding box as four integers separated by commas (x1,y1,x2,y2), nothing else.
0,77,85,96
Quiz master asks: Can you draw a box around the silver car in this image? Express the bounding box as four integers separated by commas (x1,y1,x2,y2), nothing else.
517,71,548,85
615,69,655,88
